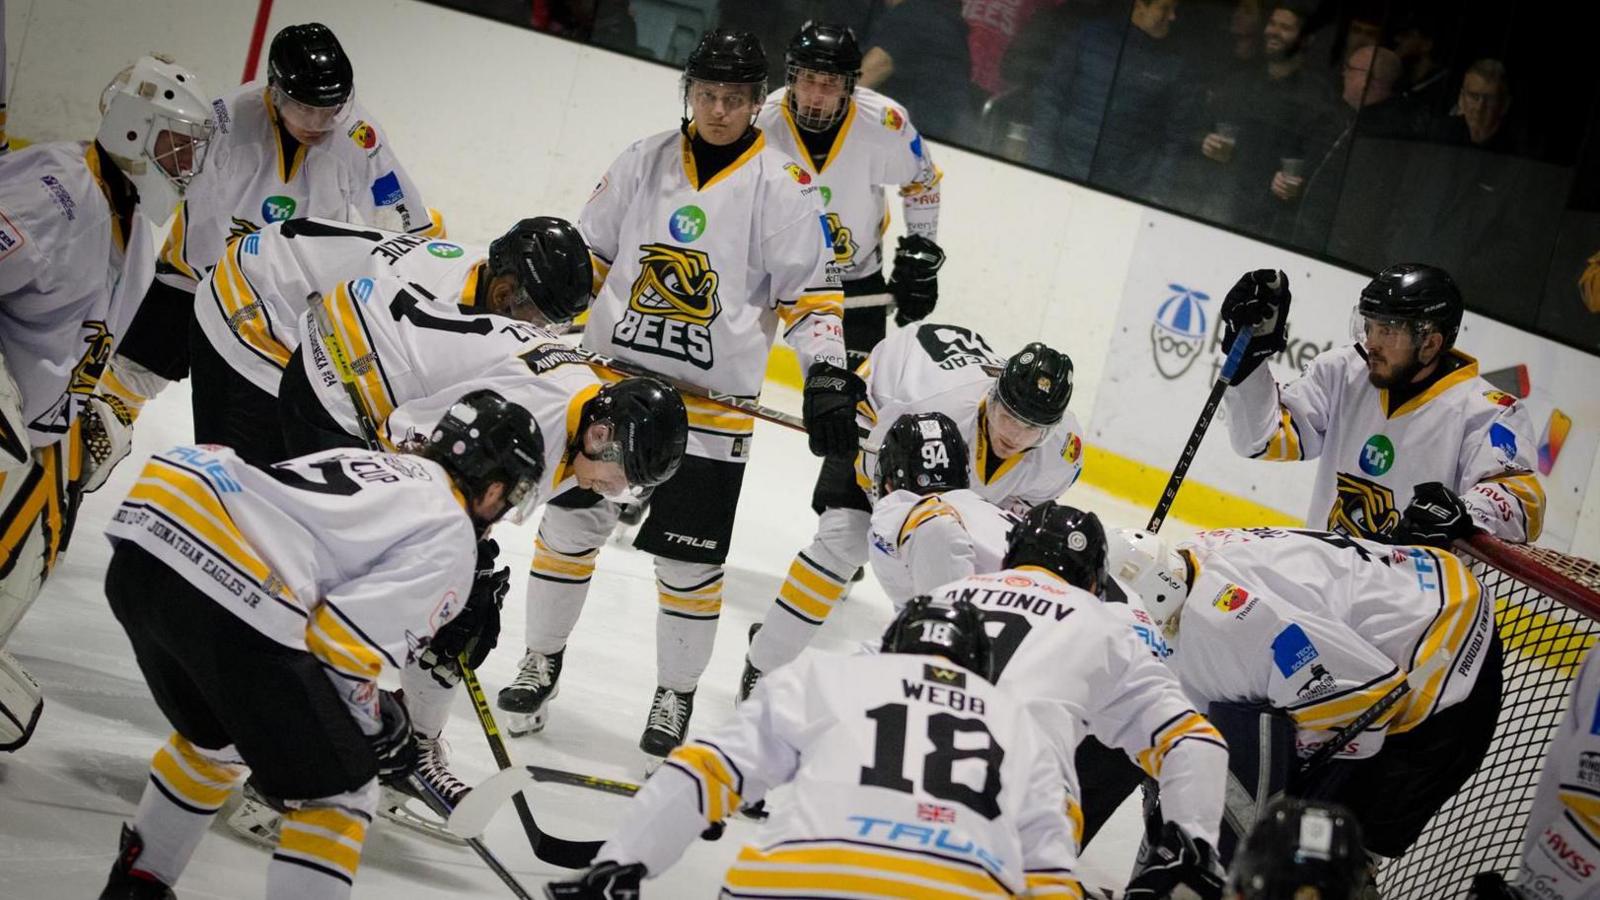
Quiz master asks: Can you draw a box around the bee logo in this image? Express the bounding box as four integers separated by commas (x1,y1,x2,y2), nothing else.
615,244,723,369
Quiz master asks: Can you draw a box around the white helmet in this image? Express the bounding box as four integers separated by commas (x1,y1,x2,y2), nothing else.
96,55,214,221
1107,527,1190,632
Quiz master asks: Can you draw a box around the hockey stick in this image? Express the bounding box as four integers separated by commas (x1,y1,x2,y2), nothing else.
407,772,537,900
1145,325,1254,534
307,292,385,449
1298,651,1452,775
843,292,894,310
528,765,640,797
568,345,807,433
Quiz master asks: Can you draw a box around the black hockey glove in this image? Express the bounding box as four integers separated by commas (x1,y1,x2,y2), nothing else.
1219,268,1291,385
1125,822,1225,900
420,540,507,687
1394,482,1477,548
802,362,867,458
372,690,418,786
1467,872,1530,900
888,234,945,325
543,860,646,900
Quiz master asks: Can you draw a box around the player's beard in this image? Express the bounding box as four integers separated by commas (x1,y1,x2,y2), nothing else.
1366,344,1431,389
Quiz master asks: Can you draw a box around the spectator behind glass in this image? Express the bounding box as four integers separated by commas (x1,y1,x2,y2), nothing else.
860,0,975,140
1429,59,1537,157
1391,13,1452,115
1028,0,1183,194
1193,2,1335,239
964,0,1059,97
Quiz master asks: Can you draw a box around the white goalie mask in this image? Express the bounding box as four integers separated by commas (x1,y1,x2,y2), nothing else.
1107,527,1190,634
96,55,214,222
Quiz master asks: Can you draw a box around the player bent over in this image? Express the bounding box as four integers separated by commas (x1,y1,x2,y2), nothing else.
741,324,1084,700
190,214,588,464
0,56,213,751
503,28,855,769
1228,797,1370,900
1219,263,1543,543
106,23,438,423
97,391,536,900
757,22,945,365
1111,525,1502,866
934,503,1230,898
547,595,1083,899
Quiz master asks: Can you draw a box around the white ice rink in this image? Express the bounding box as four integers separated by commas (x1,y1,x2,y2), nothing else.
0,379,1195,899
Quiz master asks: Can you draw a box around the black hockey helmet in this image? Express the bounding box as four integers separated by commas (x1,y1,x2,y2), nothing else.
486,217,592,324
875,411,970,500
1228,797,1368,900
881,595,995,681
268,23,353,109
1003,502,1108,594
1357,263,1463,348
685,28,768,87
786,22,864,76
995,342,1073,427
577,377,688,488
419,389,545,528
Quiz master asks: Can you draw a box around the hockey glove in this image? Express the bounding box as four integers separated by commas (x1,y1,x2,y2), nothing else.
888,234,945,325
802,362,867,458
1394,482,1477,548
1467,872,1529,900
543,860,646,900
1219,269,1291,385
1125,822,1225,900
372,690,418,786
420,540,507,687
77,394,135,494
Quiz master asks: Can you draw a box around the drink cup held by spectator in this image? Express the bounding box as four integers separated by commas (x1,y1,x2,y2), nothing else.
1205,121,1239,162
1272,156,1304,200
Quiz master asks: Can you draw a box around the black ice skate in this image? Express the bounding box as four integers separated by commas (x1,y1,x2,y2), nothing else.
100,824,175,900
639,686,695,772
379,735,469,844
736,623,763,704
497,647,564,737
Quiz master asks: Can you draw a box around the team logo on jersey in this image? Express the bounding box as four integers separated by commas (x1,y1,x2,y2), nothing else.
1062,433,1082,464
1151,283,1211,380
1213,584,1249,612
914,324,1001,372
348,121,379,151
1482,389,1517,409
668,205,707,243
351,277,375,303
882,106,906,131
1358,434,1395,476
1489,422,1519,467
818,186,833,206
617,243,722,369
228,215,261,239
821,212,858,265
922,663,966,688
1328,472,1400,540
1297,663,1338,701
260,195,297,223
783,162,812,185
426,241,465,259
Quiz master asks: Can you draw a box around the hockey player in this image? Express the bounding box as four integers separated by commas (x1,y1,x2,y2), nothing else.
105,22,438,426
757,22,944,365
0,55,213,751
97,390,535,900
1112,525,1502,862
1227,797,1370,900
1467,644,1600,900
499,28,854,768
865,410,1017,607
936,503,1230,897
1220,264,1544,544
546,594,1083,899
740,323,1084,700
191,214,588,465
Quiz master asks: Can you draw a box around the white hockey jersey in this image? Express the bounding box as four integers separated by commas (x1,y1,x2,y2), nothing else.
870,487,1017,606
598,651,1082,898
157,83,433,293
935,566,1229,847
104,445,476,731
194,217,482,395
298,275,598,508
859,323,1085,513
1516,644,1600,899
1168,527,1494,761
1225,345,1545,543
578,126,844,462
0,142,161,446
755,87,941,281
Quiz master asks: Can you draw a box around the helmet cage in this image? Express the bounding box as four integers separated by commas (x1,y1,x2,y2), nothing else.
785,64,855,131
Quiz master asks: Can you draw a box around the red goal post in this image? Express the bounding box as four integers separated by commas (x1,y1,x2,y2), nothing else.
1377,533,1600,898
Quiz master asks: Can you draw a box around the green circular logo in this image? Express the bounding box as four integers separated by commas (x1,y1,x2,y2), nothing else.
668,205,707,243
426,241,464,259
261,195,297,223
1359,434,1396,476
819,186,833,206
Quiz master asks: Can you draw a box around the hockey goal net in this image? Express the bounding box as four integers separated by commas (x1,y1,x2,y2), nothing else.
1376,534,1600,898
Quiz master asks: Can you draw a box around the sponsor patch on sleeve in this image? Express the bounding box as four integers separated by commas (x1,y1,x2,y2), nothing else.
0,208,27,262
1271,623,1318,677
371,171,404,207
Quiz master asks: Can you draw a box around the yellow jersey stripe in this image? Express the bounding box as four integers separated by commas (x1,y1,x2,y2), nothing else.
1290,668,1406,731
131,466,274,586
1486,472,1547,540
667,743,743,821
1137,711,1224,778
973,402,1026,485
727,843,1009,896
898,496,962,549
1394,552,1481,731
590,253,612,296
327,283,397,427
1560,788,1600,844
306,604,386,679
778,291,846,333
159,201,199,281
150,737,244,809
1066,798,1085,849
1026,871,1085,899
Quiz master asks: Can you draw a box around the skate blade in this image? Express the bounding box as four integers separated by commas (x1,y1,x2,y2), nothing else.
641,752,668,778
502,709,546,737
379,795,468,845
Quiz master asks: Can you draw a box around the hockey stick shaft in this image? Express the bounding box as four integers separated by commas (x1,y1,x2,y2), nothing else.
1298,652,1451,775
407,772,537,900
307,292,384,450
843,292,894,310
1145,327,1253,534
528,765,639,797
570,346,807,433
461,663,603,868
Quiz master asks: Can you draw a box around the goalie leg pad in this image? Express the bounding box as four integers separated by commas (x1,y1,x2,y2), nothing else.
0,349,32,470
1206,700,1295,865
0,649,42,751
0,448,67,647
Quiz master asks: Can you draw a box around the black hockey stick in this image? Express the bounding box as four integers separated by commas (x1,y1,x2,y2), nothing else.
1146,325,1254,534
1297,652,1451,775
570,345,807,432
527,765,639,797
407,772,537,900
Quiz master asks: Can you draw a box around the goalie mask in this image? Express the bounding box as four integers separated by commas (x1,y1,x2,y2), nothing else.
1107,527,1190,633
96,55,214,221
